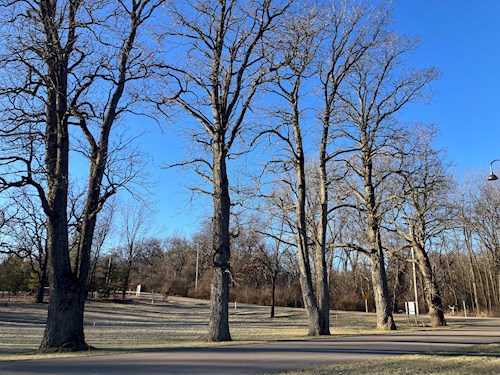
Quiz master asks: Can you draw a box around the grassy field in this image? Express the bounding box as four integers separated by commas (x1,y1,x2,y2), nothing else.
0,295,453,359
279,343,500,375
1,297,499,373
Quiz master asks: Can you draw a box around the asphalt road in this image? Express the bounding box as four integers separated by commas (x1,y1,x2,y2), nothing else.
1,317,499,374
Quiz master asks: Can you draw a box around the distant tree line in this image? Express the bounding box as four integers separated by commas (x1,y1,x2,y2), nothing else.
2,173,499,318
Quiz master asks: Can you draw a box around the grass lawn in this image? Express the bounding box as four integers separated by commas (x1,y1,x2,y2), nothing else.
1,296,442,357
0,295,488,372
279,343,500,375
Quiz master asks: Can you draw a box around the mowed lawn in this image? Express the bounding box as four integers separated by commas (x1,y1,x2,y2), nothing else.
279,346,500,375
1,297,499,374
0,295,448,358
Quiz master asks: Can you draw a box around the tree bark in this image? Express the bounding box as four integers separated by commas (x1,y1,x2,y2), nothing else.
270,273,277,318
314,121,331,335
413,245,446,326
122,260,133,299
293,101,320,336
208,143,232,342
35,251,49,304
41,215,87,351
369,250,396,330
39,28,88,349
364,155,396,331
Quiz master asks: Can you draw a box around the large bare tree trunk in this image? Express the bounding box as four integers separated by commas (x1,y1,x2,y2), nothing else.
413,245,446,326
297,244,321,336
160,0,290,341
208,145,232,341
42,203,87,350
293,99,321,336
369,250,396,330
364,156,396,331
39,38,88,349
315,148,330,335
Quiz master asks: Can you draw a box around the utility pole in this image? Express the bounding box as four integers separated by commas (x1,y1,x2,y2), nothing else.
195,244,200,296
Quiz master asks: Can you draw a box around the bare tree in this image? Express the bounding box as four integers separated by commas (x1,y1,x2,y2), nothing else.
334,32,438,329
117,200,155,299
158,0,291,341
452,176,500,314
0,191,48,302
12,192,48,303
259,0,393,334
313,0,393,334
394,126,449,326
470,180,500,311
261,5,323,335
88,200,116,298
256,215,292,318
0,0,163,351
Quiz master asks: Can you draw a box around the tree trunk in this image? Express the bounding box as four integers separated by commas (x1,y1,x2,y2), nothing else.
314,233,330,334
270,273,277,318
314,127,330,335
35,252,49,304
39,47,88,350
297,242,320,335
122,262,133,300
465,230,481,313
414,245,446,327
40,217,87,351
208,144,231,342
364,156,396,331
370,251,396,330
290,94,321,336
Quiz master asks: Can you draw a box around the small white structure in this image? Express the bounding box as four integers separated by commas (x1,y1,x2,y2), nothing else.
405,301,417,315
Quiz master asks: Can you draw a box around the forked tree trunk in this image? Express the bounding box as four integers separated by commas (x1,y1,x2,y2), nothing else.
294,117,320,336
39,46,89,350
413,245,446,327
364,158,396,331
208,145,231,342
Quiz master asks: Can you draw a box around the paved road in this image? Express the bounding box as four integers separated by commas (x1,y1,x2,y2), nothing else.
1,317,499,374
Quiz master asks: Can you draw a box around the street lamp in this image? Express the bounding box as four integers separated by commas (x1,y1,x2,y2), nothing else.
488,159,499,181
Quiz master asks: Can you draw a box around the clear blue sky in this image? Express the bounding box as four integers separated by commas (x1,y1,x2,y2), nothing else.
128,0,500,237
393,0,500,170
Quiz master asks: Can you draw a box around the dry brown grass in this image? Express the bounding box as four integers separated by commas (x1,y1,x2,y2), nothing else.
0,297,454,361
279,344,500,375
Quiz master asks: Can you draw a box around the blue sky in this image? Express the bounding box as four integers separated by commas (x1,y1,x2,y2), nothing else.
393,0,500,170
127,0,500,237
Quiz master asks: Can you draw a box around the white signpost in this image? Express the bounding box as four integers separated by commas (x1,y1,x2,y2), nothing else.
405,301,418,324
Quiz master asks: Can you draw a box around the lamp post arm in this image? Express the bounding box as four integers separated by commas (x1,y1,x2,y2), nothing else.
488,159,500,181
